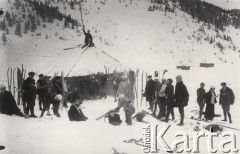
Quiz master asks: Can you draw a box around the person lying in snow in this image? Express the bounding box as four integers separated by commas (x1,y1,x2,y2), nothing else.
203,124,223,132
68,98,88,122
105,109,122,126
116,96,135,125
0,84,24,117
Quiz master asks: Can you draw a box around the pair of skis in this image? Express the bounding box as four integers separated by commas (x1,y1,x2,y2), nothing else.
7,65,26,107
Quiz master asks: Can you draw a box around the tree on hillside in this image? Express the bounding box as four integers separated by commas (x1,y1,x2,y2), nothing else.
24,20,30,33
15,22,22,37
2,33,7,44
0,19,7,31
6,28,9,34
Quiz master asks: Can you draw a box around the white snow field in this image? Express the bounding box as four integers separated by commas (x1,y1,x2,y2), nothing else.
1,0,240,153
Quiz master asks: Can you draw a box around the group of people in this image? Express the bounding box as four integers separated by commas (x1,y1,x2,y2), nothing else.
0,71,236,126
0,71,88,122
197,82,235,123
144,74,235,126
145,75,189,126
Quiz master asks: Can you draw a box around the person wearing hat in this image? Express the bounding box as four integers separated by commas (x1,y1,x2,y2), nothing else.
36,74,47,110
152,77,162,117
219,82,235,123
165,78,175,123
116,75,130,99
0,84,24,117
22,71,37,118
157,78,167,120
204,86,217,121
144,75,155,111
174,75,189,126
196,82,206,120
68,97,88,121
105,109,122,126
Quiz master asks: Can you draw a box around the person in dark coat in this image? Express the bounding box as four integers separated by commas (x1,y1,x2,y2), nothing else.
165,79,175,123
204,86,217,121
145,75,155,111
106,110,122,126
0,84,24,117
22,72,37,118
197,82,206,119
174,75,189,126
40,86,63,118
82,25,94,49
36,74,47,110
219,82,235,123
68,98,88,121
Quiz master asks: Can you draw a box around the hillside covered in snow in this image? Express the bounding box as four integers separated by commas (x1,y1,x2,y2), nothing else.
1,0,240,78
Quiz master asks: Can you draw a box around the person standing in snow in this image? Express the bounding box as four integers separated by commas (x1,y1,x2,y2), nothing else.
197,82,206,120
36,74,47,111
82,25,94,49
204,86,217,121
174,75,189,126
144,75,155,111
40,87,63,118
157,78,167,120
68,97,88,121
116,76,129,99
165,79,175,123
219,82,235,124
116,96,135,125
152,77,162,117
0,84,25,117
22,72,37,118
52,76,64,115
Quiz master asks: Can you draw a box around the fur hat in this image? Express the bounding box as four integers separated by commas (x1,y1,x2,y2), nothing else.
55,94,63,101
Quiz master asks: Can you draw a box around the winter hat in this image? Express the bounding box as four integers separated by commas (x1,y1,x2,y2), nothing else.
28,72,35,76
147,75,152,78
167,78,173,83
119,94,125,99
221,82,226,86
210,86,215,89
55,94,63,101
0,84,6,89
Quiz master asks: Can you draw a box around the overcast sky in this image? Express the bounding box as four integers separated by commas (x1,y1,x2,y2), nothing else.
203,0,240,10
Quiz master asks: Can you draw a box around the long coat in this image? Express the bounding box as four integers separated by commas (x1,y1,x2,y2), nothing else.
165,84,175,108
0,91,24,116
68,104,87,121
205,91,217,120
145,79,155,102
116,81,129,98
22,77,36,101
219,87,235,112
197,87,206,103
174,81,189,107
